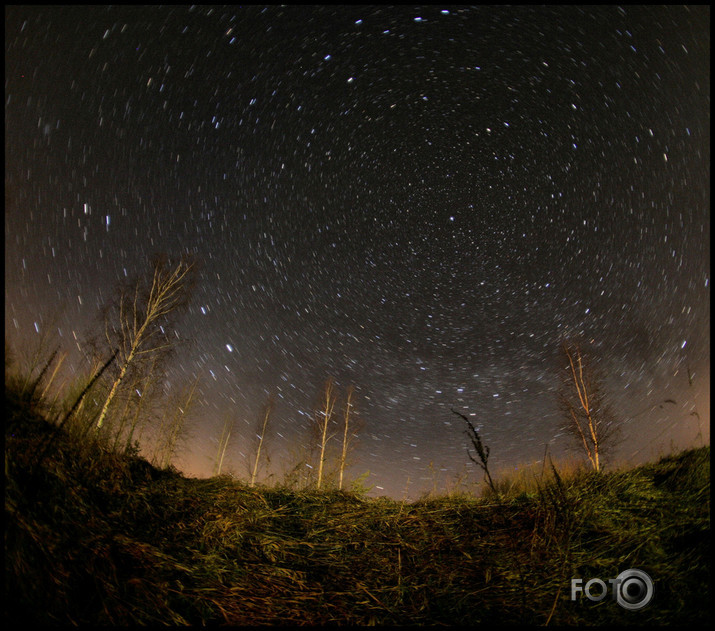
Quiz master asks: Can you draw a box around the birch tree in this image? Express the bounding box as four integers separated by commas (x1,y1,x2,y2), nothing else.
95,256,194,431
559,341,620,471
213,414,235,476
250,396,273,486
315,378,337,490
338,385,356,491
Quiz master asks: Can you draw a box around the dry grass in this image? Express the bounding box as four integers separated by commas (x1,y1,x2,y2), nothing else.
5,374,710,626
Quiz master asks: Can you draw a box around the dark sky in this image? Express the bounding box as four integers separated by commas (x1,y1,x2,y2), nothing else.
5,5,710,498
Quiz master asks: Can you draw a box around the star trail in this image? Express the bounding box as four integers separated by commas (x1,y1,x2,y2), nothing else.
5,6,709,498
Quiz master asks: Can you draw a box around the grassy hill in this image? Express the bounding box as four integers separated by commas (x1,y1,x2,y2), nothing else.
5,384,710,626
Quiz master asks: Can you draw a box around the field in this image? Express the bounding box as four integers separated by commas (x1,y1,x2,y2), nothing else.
5,379,710,626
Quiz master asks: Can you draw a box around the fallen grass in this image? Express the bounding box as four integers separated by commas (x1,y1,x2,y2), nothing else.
5,386,710,625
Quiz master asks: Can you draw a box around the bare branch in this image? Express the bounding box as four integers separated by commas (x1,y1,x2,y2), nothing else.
559,340,620,471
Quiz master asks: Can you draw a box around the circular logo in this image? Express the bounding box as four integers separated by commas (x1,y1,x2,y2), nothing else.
615,569,654,610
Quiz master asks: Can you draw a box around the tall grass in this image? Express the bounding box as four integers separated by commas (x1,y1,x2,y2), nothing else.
5,352,710,626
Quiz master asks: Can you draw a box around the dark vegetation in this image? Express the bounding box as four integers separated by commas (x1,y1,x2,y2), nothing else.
6,373,710,626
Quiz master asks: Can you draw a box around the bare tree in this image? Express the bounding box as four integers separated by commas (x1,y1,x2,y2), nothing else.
152,375,200,469
95,255,194,432
53,351,107,436
12,309,64,401
213,414,235,476
559,341,620,471
338,385,359,491
118,355,164,455
315,378,337,490
250,396,274,486
31,348,119,476
110,373,138,451
39,350,67,405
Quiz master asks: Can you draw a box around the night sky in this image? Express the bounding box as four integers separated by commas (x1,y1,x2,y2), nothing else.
5,6,710,499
